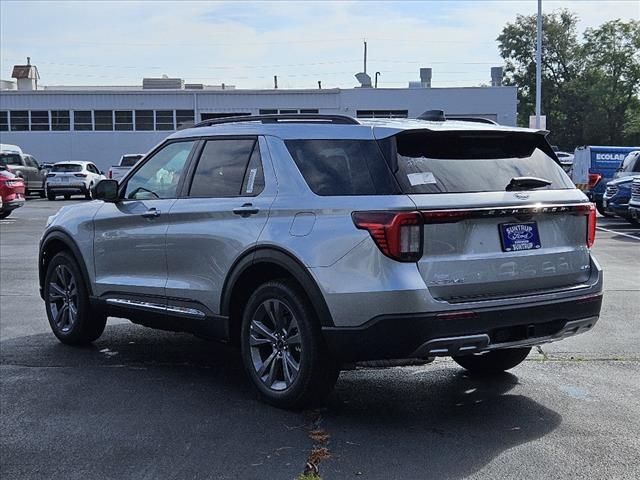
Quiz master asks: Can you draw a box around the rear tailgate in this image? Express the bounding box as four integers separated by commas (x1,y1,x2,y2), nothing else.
376,128,594,303
412,190,592,302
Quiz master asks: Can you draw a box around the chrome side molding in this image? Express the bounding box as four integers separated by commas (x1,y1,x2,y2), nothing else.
105,298,205,318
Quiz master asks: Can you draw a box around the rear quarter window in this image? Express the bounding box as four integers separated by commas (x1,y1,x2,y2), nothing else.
285,139,398,196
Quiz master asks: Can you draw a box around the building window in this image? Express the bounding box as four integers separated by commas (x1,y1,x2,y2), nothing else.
51,111,70,131
135,110,154,130
74,111,93,131
9,111,29,131
299,109,319,114
0,111,8,131
115,110,133,131
278,109,299,114
30,111,50,131
259,109,278,115
155,110,174,130
94,110,114,131
259,109,319,115
176,110,195,129
200,113,251,120
356,110,408,119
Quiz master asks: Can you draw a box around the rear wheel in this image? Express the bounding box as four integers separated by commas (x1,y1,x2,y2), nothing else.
453,347,531,373
44,251,107,345
0,211,11,219
241,279,339,409
84,186,92,200
47,191,56,201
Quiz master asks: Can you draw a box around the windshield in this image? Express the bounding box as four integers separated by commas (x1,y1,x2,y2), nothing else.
381,131,573,194
621,153,640,172
52,164,82,173
0,153,23,166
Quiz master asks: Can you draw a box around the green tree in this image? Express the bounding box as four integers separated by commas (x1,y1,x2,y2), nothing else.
497,10,583,148
497,13,640,148
580,19,640,145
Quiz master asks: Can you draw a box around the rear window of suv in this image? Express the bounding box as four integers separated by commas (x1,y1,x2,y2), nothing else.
52,164,82,172
381,131,574,194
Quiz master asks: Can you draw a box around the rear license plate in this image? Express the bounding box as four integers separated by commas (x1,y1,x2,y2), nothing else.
499,222,542,252
61,177,69,184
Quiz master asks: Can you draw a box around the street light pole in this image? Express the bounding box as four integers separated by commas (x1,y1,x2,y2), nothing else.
535,0,542,128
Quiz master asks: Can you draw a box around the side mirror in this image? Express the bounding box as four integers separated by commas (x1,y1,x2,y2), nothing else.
101,170,106,175
92,179,119,202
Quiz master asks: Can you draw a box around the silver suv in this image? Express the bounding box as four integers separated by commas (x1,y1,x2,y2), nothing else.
39,114,603,408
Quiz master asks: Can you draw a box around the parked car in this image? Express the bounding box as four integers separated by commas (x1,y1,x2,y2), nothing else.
0,148,46,197
0,168,26,218
38,114,603,408
613,150,640,180
45,161,105,200
603,177,637,224
108,154,144,183
555,151,574,174
572,145,640,216
628,177,640,223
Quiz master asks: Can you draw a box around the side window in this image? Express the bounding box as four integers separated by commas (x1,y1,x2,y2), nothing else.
24,156,37,168
31,156,40,168
87,164,98,174
241,144,265,195
189,138,262,197
124,141,195,200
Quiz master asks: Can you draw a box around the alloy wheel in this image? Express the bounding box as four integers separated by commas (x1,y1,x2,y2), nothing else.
249,299,302,391
48,264,79,333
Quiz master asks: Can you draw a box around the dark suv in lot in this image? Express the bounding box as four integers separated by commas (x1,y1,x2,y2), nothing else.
39,114,603,408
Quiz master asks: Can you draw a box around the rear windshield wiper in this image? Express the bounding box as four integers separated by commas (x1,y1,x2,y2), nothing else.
505,176,552,191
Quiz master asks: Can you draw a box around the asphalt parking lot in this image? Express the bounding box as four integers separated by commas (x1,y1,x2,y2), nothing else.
1,198,639,480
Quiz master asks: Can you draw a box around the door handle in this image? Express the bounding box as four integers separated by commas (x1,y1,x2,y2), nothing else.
233,203,260,217
142,208,161,219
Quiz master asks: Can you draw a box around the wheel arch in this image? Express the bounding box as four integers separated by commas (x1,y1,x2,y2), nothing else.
39,229,93,300
221,246,335,342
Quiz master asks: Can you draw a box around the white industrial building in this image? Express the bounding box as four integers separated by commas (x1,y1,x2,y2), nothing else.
1,61,517,170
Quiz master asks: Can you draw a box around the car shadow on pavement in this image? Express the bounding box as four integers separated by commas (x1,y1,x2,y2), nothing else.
321,366,562,479
1,323,561,480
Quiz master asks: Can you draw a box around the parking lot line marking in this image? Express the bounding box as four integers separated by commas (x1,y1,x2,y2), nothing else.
596,226,640,241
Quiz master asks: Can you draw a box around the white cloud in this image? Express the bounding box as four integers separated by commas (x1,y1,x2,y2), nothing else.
1,0,637,88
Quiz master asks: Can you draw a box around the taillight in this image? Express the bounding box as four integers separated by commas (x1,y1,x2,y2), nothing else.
46,173,56,177
352,211,423,262
74,173,87,178
5,180,22,187
587,203,596,248
108,169,112,178
588,173,602,190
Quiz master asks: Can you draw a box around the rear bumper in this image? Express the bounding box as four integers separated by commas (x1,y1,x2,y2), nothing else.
0,198,25,212
322,293,602,362
47,184,87,194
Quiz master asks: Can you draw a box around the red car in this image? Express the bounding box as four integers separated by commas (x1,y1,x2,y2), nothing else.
0,168,25,219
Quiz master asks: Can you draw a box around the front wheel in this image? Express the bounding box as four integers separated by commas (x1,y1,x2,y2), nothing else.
241,279,339,409
453,347,531,373
44,252,107,345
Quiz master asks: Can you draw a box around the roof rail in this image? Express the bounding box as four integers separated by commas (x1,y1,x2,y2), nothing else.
193,113,360,128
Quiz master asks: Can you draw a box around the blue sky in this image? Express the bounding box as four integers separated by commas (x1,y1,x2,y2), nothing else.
1,1,638,89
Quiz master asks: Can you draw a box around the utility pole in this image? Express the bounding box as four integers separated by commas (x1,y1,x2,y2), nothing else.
363,40,367,75
535,0,542,128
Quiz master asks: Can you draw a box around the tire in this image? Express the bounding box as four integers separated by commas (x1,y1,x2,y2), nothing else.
595,201,612,217
64,194,71,200
47,191,56,201
44,251,107,345
240,279,339,409
453,347,531,373
0,210,11,219
39,189,46,198
85,185,92,200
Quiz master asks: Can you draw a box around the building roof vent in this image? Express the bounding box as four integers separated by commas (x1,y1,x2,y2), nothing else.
355,72,372,88
491,67,503,87
11,57,40,90
142,76,185,89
